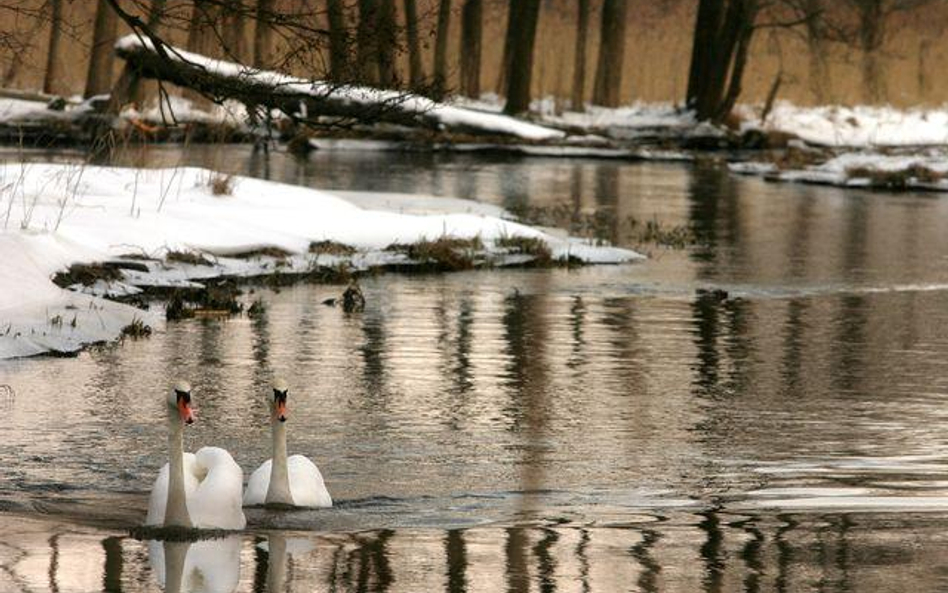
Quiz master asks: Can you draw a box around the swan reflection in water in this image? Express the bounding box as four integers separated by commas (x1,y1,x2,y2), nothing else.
148,536,241,593
147,533,311,593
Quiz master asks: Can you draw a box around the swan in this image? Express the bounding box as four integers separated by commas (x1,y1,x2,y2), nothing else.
243,379,332,508
146,380,246,529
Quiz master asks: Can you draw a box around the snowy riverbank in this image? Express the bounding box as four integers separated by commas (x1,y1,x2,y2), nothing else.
0,163,642,359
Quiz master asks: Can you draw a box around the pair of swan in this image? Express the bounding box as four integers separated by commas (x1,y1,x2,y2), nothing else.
146,379,331,530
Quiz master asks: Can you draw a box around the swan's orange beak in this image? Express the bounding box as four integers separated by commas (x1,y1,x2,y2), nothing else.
178,399,195,424
275,400,287,423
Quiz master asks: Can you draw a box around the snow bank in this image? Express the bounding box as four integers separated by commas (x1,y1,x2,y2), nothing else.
115,36,565,142
0,163,642,359
730,149,948,190
742,101,948,148
453,95,695,132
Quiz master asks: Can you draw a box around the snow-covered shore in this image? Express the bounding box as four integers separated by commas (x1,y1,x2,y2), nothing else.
0,164,642,359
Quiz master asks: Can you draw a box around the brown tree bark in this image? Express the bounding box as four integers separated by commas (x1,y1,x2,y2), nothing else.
570,0,591,110
327,0,349,81
685,0,758,122
496,2,516,94
222,1,248,62
459,0,482,98
591,0,628,107
432,0,452,98
376,0,398,86
403,0,424,88
502,0,541,115
253,0,275,68
857,0,886,103
84,0,120,98
356,0,380,84
43,0,64,95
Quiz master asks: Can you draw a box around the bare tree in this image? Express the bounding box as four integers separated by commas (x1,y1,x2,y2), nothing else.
253,0,275,68
403,0,424,88
43,0,64,95
459,0,482,97
85,0,120,98
802,0,832,103
432,0,452,98
571,0,591,110
222,1,248,63
591,0,628,107
356,0,380,84
686,0,818,122
503,0,542,115
376,0,398,86
327,0,349,81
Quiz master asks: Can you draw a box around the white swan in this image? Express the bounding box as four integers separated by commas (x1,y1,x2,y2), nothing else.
146,380,246,529
243,379,332,508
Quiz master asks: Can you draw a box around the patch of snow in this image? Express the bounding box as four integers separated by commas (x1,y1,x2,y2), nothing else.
0,163,642,359
742,101,948,148
732,149,948,191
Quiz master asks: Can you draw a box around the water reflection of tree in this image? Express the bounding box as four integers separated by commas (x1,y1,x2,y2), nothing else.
445,529,467,593
686,162,741,273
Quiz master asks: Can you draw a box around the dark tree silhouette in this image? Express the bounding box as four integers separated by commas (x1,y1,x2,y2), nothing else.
571,0,591,110
503,0,542,115
84,0,119,98
592,0,628,107
459,0,482,97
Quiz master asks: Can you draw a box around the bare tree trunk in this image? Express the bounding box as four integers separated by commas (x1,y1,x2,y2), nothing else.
84,0,120,98
803,0,830,104
253,0,275,68
686,0,722,110
432,0,452,98
858,0,886,103
502,0,541,115
496,2,517,94
356,0,380,84
222,0,248,62
570,0,590,110
43,0,64,95
459,0,482,97
403,0,424,88
592,0,628,107
917,37,931,101
376,0,397,86
112,0,165,111
327,0,349,81
685,0,758,122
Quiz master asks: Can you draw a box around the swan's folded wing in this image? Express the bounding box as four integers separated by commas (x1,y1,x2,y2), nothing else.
243,460,272,506
287,455,333,508
190,447,247,530
146,454,199,525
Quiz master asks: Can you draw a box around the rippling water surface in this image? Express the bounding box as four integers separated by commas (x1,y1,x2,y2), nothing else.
3,147,948,591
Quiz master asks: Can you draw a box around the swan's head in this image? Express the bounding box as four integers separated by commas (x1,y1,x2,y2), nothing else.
168,380,195,425
271,378,289,423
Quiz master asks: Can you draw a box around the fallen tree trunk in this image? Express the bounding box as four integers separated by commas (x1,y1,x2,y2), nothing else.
113,36,564,142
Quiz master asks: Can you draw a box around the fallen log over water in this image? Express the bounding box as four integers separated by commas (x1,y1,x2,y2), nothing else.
112,36,565,142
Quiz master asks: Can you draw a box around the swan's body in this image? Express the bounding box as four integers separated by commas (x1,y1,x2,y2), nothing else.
243,379,332,508
147,447,246,529
244,455,332,507
146,381,246,530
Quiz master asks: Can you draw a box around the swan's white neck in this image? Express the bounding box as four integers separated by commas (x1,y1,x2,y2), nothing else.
266,418,293,504
165,417,193,527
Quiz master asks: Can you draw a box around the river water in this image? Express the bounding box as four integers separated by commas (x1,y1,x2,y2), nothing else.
2,146,948,591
